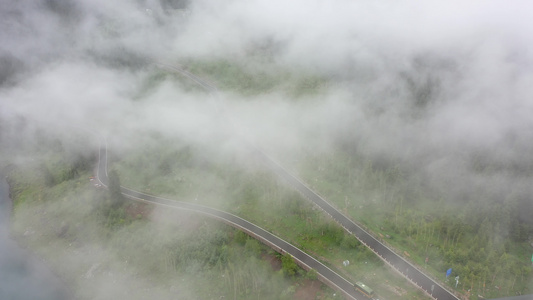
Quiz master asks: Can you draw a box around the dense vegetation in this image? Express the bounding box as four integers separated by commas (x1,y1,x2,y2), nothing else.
2,134,339,300
184,58,327,97
295,147,533,299
3,57,532,300
113,132,436,300
137,58,533,299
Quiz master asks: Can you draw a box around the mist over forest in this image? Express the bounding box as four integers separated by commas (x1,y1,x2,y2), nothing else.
1,0,532,299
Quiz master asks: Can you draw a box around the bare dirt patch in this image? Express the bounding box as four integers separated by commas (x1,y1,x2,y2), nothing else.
262,253,282,271
125,202,153,219
294,279,323,300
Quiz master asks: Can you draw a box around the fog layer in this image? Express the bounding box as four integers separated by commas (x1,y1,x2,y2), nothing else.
1,0,533,298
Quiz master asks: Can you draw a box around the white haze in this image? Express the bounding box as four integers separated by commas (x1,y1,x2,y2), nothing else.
2,0,532,163
1,0,533,298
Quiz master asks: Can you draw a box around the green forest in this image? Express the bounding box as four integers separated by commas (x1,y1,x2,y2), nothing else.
3,138,339,300
295,148,533,299
2,59,532,300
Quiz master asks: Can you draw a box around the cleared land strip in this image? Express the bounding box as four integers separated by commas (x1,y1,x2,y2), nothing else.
96,147,367,300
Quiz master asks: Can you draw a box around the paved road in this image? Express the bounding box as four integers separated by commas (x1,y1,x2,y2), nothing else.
96,146,369,300
156,63,460,300
255,150,459,300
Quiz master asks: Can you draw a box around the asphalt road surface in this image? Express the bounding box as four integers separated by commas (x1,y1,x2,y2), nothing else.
257,150,460,300
153,63,460,300
97,147,369,300
97,63,462,300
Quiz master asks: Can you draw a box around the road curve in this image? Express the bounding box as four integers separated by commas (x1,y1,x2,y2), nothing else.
156,62,460,300
96,146,367,300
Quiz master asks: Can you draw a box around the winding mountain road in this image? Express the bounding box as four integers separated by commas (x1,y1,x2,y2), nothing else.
96,146,366,300
96,62,461,300
155,62,460,300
